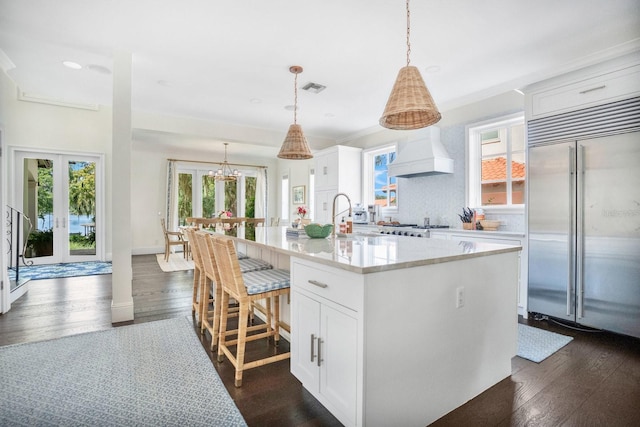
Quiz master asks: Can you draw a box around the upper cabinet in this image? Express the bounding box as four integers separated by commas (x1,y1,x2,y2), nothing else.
313,145,362,224
526,52,640,119
314,145,362,191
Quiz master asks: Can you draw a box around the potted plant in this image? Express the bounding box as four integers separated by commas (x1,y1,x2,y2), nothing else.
27,229,54,257
296,206,310,225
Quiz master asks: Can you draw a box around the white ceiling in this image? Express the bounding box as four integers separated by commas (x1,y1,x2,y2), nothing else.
1,0,639,155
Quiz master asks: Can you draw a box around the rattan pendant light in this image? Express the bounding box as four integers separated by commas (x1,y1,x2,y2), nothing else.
379,0,441,130
278,66,313,159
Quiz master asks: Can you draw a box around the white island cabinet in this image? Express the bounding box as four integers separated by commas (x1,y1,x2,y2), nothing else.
223,228,521,427
290,260,361,426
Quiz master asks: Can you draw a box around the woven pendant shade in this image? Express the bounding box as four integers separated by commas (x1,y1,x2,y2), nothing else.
278,65,313,160
379,66,441,130
278,124,313,159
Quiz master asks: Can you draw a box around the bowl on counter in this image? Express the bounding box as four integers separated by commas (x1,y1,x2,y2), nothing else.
304,223,334,238
480,220,501,231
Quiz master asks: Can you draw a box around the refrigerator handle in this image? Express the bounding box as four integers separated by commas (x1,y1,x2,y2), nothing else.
567,145,576,316
576,144,585,319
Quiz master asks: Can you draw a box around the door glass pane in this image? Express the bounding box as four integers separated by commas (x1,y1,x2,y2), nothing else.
202,175,216,218
68,160,96,256
24,158,54,258
224,181,237,215
178,173,193,225
245,176,256,218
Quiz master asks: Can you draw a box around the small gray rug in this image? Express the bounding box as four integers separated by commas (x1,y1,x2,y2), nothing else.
517,324,573,363
0,317,246,426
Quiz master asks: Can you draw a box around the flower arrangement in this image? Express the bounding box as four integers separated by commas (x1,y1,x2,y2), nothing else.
296,205,308,219
218,210,233,219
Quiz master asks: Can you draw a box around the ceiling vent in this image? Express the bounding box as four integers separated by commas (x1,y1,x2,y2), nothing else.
302,82,326,94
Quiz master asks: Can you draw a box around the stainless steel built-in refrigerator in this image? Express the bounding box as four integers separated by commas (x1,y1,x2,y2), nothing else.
527,97,640,338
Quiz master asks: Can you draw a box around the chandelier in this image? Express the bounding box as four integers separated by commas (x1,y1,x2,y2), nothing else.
209,143,241,181
379,0,441,130
277,65,313,159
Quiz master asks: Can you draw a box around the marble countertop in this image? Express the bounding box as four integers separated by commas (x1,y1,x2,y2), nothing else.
216,226,522,274
429,228,526,238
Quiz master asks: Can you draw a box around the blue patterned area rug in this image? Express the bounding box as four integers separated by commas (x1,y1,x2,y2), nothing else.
0,317,247,426
517,324,573,363
8,261,112,281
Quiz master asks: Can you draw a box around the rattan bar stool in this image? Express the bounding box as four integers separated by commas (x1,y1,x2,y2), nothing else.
194,231,273,348
183,227,205,326
210,234,291,387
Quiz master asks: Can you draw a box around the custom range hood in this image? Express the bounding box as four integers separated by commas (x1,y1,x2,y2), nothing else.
388,127,453,177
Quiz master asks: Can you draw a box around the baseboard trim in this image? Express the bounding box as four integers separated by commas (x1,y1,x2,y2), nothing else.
111,299,134,323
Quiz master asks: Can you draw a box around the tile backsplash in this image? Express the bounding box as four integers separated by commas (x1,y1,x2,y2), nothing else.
395,123,525,233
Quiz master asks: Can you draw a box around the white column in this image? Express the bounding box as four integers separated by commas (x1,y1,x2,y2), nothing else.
110,51,134,322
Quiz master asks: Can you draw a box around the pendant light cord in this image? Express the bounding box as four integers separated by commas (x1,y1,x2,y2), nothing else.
406,0,411,67
293,71,298,124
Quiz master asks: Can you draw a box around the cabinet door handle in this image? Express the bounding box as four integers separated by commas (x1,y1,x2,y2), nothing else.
323,166,328,176
310,334,316,363
317,337,323,367
308,279,328,288
579,85,605,94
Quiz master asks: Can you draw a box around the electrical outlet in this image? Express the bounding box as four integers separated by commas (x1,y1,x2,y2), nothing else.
456,286,465,308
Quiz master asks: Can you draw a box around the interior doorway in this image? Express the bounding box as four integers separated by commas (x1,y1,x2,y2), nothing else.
14,150,104,265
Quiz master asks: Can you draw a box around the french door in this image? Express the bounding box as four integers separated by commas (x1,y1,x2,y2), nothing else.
15,150,103,264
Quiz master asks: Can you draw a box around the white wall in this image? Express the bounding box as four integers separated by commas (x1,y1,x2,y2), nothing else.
0,69,296,258
131,139,281,254
345,90,526,231
276,157,314,224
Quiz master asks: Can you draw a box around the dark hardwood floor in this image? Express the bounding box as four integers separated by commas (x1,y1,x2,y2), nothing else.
2,254,639,426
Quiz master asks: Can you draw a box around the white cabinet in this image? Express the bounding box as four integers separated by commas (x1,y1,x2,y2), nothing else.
430,230,527,317
290,250,519,426
291,259,361,427
526,54,640,119
313,145,362,224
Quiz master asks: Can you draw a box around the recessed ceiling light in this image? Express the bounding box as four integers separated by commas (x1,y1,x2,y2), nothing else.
250,98,262,104
62,61,82,70
86,64,111,75
424,65,441,74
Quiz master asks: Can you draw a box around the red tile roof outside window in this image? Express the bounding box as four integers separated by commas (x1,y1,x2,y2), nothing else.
482,157,526,181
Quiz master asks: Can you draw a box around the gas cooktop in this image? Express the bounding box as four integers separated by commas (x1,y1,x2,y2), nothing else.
380,224,450,230
379,224,450,237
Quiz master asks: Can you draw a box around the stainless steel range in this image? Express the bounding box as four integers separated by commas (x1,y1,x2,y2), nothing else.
379,224,449,238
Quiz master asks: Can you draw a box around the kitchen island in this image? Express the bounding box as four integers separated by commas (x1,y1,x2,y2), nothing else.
221,226,521,427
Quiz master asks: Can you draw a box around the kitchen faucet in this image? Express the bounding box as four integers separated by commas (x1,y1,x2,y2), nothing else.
331,192,352,235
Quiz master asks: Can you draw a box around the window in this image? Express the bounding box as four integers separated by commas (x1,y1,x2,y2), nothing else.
467,113,525,210
363,145,397,211
281,174,289,221
176,165,259,224
308,168,315,221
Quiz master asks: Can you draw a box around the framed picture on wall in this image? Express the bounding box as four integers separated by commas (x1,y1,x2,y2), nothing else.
292,185,305,204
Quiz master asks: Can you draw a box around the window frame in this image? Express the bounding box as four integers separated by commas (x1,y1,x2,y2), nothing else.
176,163,257,224
362,143,398,216
466,112,525,214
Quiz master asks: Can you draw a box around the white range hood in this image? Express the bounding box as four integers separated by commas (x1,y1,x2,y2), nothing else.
388,127,454,177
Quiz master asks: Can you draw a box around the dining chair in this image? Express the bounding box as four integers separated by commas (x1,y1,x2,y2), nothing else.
210,234,291,387
160,218,189,261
